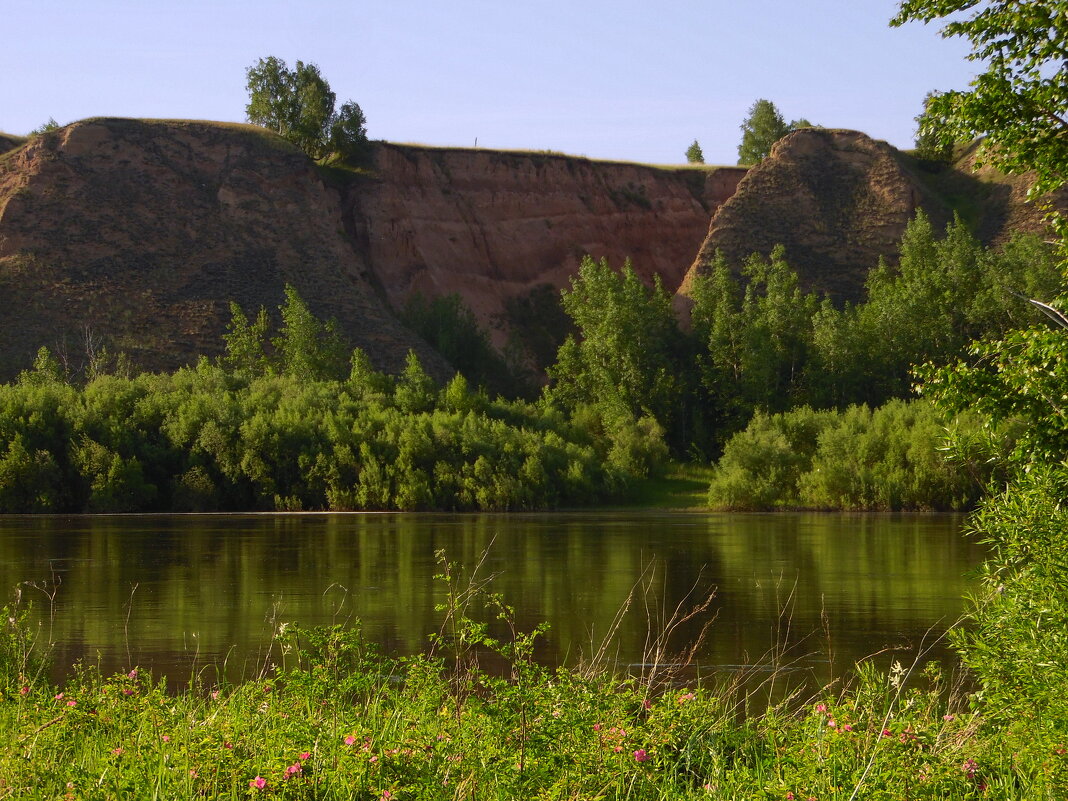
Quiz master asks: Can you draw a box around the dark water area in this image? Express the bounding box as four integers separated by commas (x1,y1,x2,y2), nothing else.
0,512,983,689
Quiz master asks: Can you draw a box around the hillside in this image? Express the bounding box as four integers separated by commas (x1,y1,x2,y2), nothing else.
0,119,450,378
0,119,742,379
681,128,1065,301
0,118,1060,382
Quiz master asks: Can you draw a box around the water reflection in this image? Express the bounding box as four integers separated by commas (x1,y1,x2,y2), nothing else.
0,512,982,685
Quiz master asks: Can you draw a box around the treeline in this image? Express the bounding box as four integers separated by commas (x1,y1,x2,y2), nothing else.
544,212,1060,460
0,291,665,513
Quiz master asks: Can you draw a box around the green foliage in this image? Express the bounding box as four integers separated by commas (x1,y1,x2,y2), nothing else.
685,139,704,164
690,247,819,428
893,1,1068,207
400,292,526,397
546,256,685,457
914,90,955,164
245,56,368,162
707,400,987,511
28,117,59,137
737,99,792,164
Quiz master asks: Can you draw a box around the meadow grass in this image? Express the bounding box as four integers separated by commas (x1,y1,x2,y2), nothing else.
2,576,1064,800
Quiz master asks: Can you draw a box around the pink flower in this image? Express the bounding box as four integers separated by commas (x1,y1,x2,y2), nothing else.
19,686,29,696
122,689,135,696
380,792,392,801
127,669,137,679
842,724,853,732
189,769,198,778
633,749,649,762
943,714,956,721
211,690,220,701
881,728,892,738
112,748,124,756
815,703,826,713
345,735,357,746
642,698,651,710
249,776,267,790
298,751,311,761
66,700,77,707
678,692,695,703
786,793,795,800
285,762,302,777
223,741,233,750
593,723,601,732
54,693,64,701
827,719,836,728
162,735,170,743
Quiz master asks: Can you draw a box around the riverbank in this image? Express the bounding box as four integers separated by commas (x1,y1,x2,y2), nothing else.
2,611,1056,800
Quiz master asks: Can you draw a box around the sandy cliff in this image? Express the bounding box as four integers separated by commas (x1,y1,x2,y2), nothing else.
347,143,744,338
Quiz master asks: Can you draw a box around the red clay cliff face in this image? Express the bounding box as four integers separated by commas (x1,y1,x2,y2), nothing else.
0,120,743,377
347,144,745,340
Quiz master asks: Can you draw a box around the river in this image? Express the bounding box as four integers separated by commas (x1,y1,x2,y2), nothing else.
0,511,982,688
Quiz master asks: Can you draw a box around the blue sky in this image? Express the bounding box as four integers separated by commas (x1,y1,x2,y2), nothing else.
3,0,977,165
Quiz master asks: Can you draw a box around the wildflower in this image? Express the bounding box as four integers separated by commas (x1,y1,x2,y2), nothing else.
162,735,170,743
122,689,135,696
962,758,979,779
678,692,695,704
786,794,795,800
249,776,267,790
189,769,199,778
285,762,302,777
223,741,234,750
642,698,651,710
66,700,77,707
633,749,649,762
54,693,64,701
943,714,955,721
111,748,124,756
298,751,311,761
881,729,892,738
593,723,601,732
345,735,357,746
380,791,392,800
19,686,28,696
827,719,836,728
211,690,220,701
127,669,137,680
842,724,853,732
815,704,827,713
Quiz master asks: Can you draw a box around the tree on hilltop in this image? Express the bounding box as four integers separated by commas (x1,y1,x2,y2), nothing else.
245,56,368,162
686,140,705,164
737,100,815,164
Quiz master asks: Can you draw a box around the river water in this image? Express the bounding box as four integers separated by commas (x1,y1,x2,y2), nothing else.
0,512,982,687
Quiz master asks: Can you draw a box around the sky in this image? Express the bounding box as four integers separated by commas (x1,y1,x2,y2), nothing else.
2,0,979,165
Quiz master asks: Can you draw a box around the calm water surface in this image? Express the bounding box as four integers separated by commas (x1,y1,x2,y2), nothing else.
0,512,982,686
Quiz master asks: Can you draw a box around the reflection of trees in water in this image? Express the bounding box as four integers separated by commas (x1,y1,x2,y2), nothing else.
0,513,979,685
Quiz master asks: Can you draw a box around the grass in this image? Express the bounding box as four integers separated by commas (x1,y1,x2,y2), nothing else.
3,582,1065,800
620,462,716,509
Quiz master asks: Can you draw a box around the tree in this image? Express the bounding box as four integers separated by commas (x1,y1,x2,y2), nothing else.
913,91,954,163
737,99,789,164
892,2,1068,206
245,56,368,161
685,139,705,164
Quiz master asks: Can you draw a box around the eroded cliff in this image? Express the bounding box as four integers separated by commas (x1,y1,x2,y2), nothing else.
347,143,744,339
682,128,1065,301
0,118,448,377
